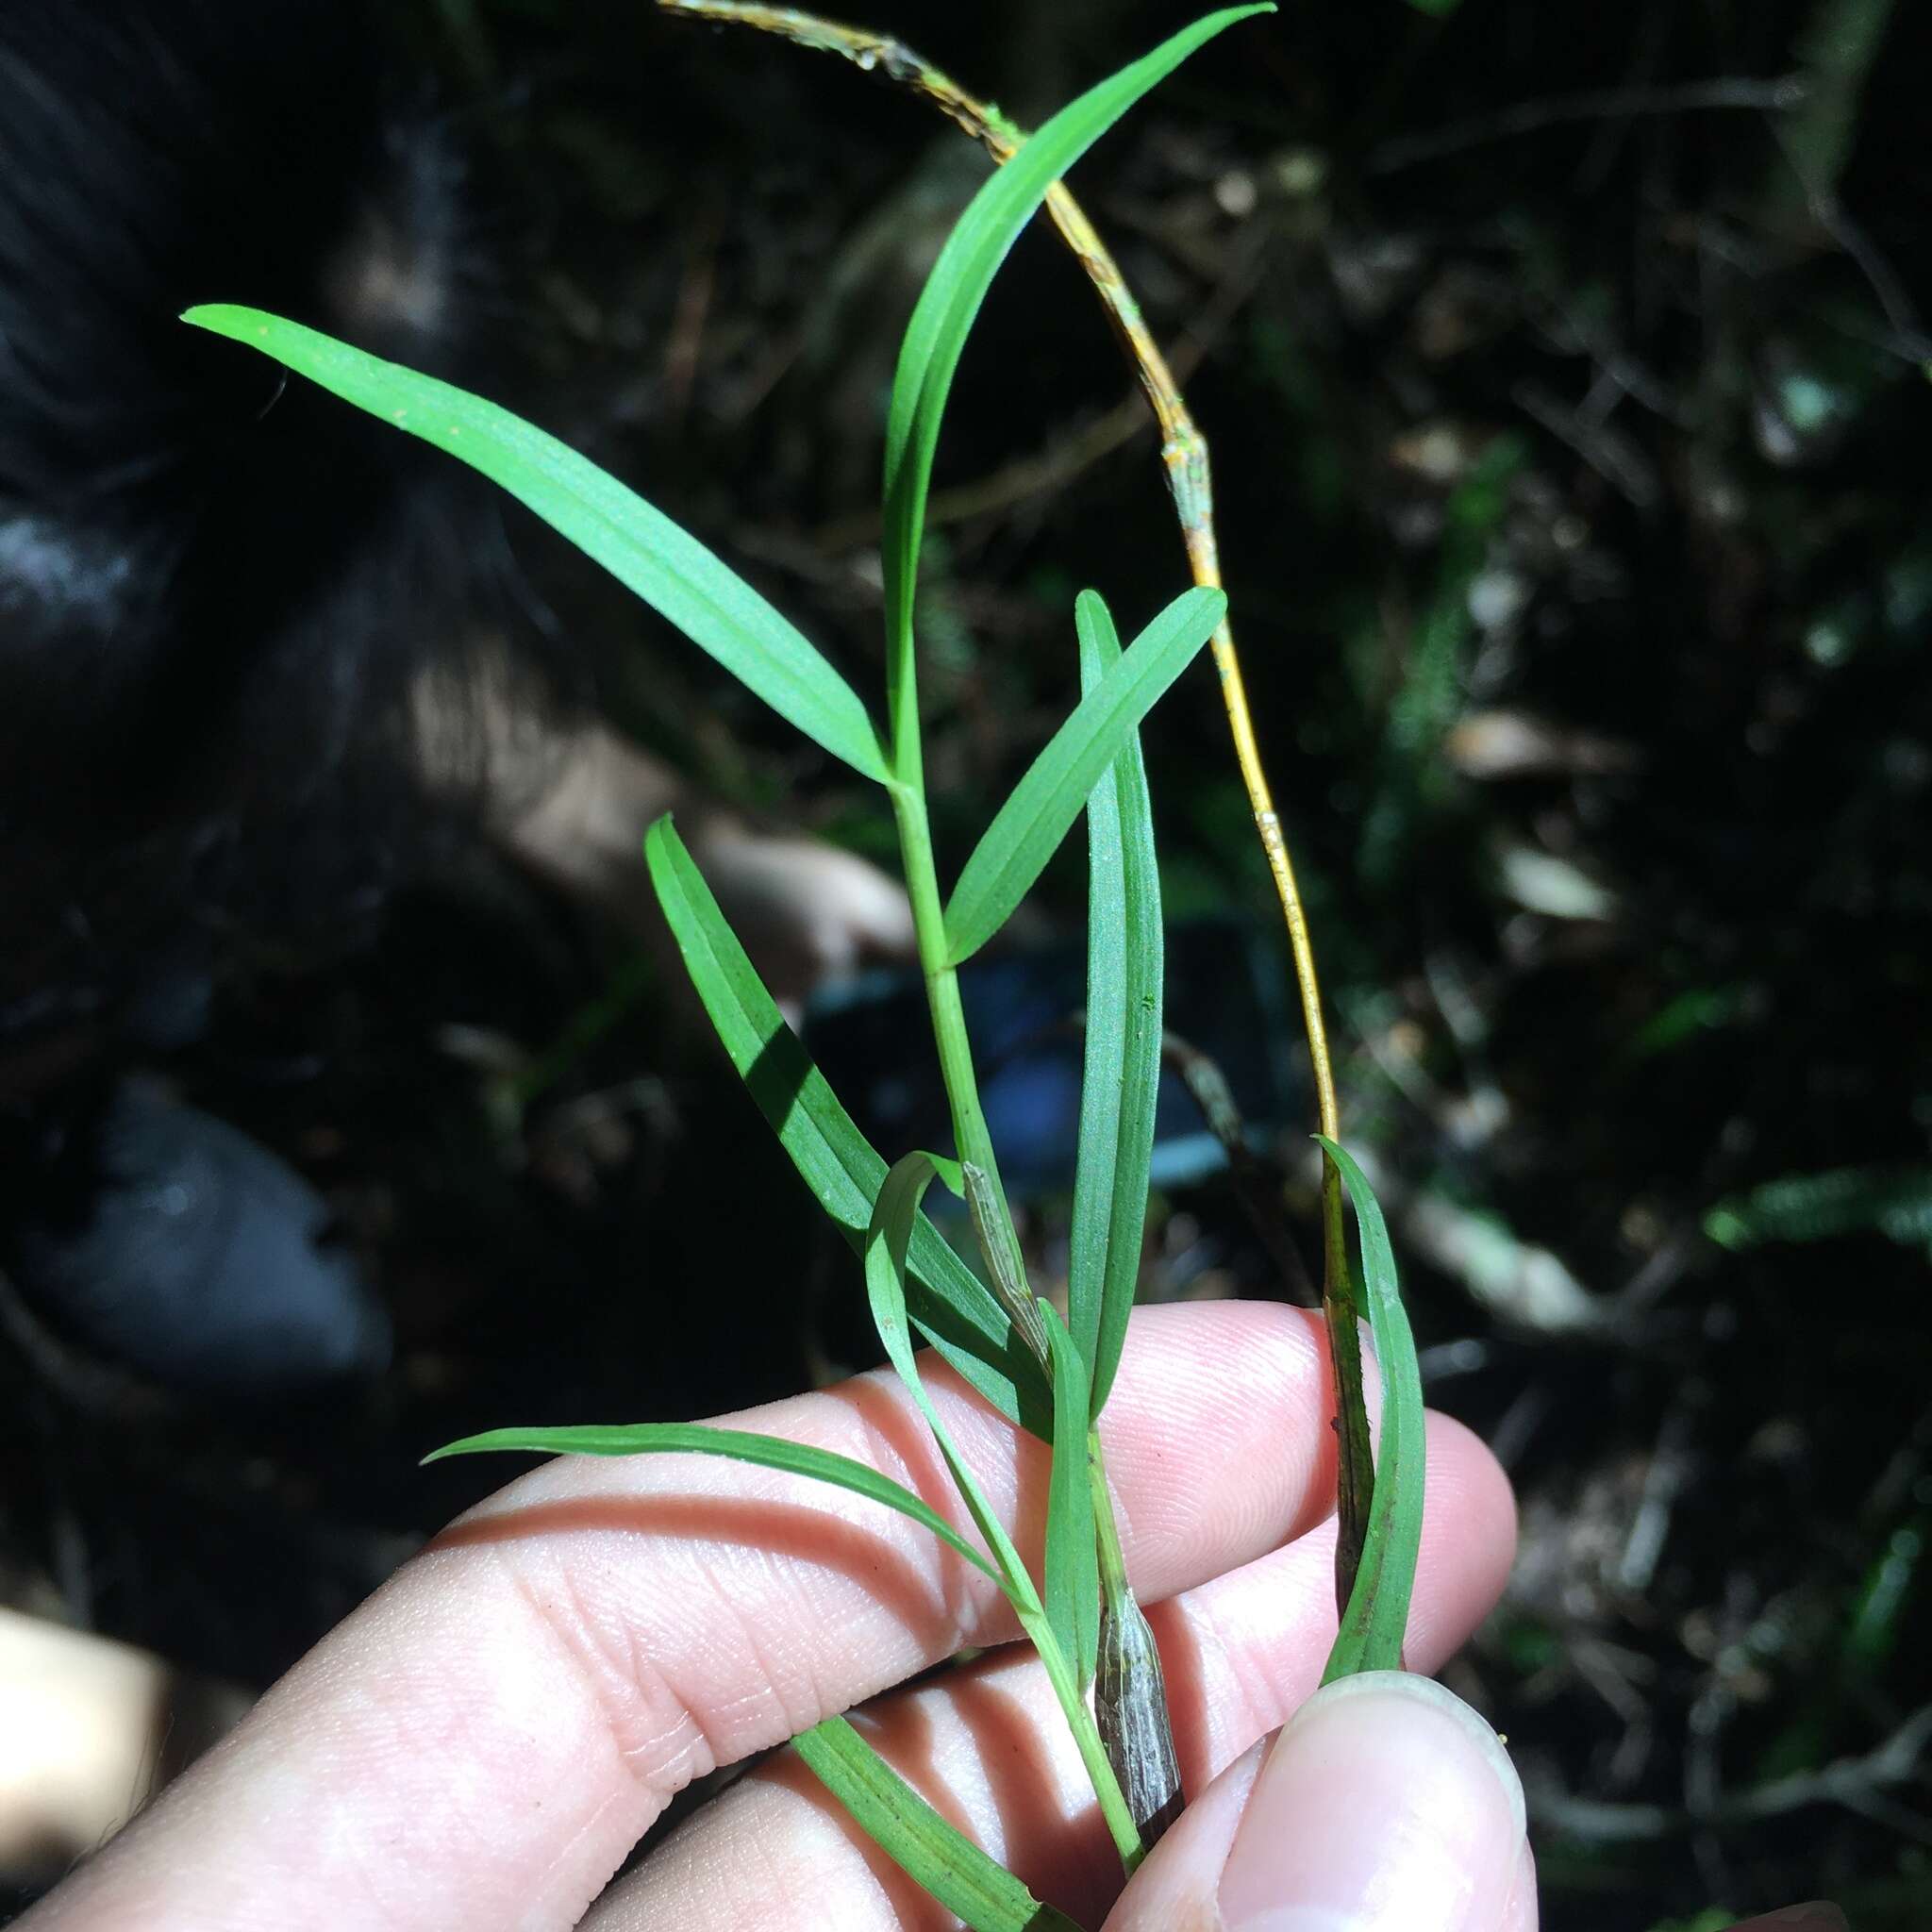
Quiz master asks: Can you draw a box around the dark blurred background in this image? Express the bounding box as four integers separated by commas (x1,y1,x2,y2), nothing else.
3,0,1929,1924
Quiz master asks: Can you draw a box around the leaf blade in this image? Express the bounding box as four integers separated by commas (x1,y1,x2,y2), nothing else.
182,304,888,782
1041,1306,1100,1691
422,1422,996,1581
944,585,1224,965
865,1153,1043,1619
879,7,1272,684
1315,1137,1426,1683
1068,595,1128,1388
795,1718,1086,1932
643,817,1050,1434
865,1153,1141,1869
1067,591,1163,1417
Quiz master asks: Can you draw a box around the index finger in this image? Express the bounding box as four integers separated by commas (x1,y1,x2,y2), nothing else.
23,1301,1341,1932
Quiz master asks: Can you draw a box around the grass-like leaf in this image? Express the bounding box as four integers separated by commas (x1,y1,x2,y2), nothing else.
644,817,1050,1434
868,1151,1142,1870
1316,1136,1426,1684
181,305,889,783
1041,1306,1099,1691
1067,591,1163,1418
879,7,1271,720
944,586,1225,965
422,1422,995,1581
866,1152,1038,1600
795,1717,1087,1932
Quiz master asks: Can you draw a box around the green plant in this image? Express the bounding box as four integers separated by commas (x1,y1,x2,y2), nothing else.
185,9,1428,1923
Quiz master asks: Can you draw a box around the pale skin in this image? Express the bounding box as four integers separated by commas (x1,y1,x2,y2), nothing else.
12,1301,1837,1929
495,717,916,1012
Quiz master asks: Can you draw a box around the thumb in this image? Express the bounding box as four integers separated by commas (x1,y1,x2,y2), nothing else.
1102,1671,1534,1931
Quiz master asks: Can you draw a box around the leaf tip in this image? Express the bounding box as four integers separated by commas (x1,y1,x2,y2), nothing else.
180,302,276,341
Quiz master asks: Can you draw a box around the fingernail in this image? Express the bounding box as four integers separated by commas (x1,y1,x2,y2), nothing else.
1746,1908,1848,1930
1218,1672,1525,1931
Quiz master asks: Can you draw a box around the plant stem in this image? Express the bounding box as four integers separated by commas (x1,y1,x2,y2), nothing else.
1090,1436,1130,1603
888,777,1050,1370
1013,1577,1145,1871
1016,1587,1146,1873
891,764,1142,1875
660,0,1376,1618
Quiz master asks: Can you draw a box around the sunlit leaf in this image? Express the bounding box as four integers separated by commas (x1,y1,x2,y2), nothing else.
182,304,889,781
644,818,1050,1434
423,1422,995,1580
1041,1306,1099,1690
1316,1137,1426,1683
795,1717,1087,1932
1067,591,1163,1417
865,1152,1042,1615
866,1152,1142,1869
944,586,1224,964
879,6,1271,726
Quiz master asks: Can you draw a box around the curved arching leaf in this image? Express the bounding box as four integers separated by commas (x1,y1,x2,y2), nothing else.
183,304,888,781
879,6,1271,721
944,585,1223,964
1067,591,1164,1418
1316,1137,1426,1683
424,1422,995,1580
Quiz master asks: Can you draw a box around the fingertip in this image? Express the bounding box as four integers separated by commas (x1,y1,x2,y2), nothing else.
1500,1834,1540,1930
1219,1673,1525,1930
1107,1674,1529,1932
1099,1740,1265,1930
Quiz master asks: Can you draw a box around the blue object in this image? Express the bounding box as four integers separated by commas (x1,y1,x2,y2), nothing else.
803,916,1296,1197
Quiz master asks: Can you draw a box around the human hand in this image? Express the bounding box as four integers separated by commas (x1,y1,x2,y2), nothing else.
680,816,916,1013
16,1296,1839,1929
499,720,914,1015
21,1301,1524,1930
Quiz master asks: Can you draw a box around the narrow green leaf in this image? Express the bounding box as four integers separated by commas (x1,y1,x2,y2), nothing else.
643,817,1050,1435
1315,1138,1426,1684
866,1154,1043,1619
1069,603,1128,1383
879,5,1273,712
181,304,889,782
423,1422,995,1581
944,585,1224,965
870,1152,1145,1872
1067,591,1163,1417
795,1717,1087,1932
1041,1307,1100,1691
